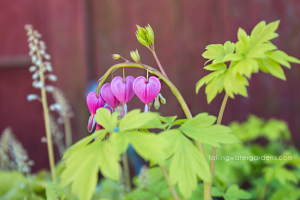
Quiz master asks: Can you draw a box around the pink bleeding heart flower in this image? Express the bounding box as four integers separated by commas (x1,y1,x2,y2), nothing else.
86,92,105,132
133,76,161,112
100,83,120,111
111,76,135,116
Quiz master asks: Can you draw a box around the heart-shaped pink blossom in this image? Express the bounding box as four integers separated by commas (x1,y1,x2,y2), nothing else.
101,83,120,109
133,76,161,112
86,92,105,132
111,76,135,104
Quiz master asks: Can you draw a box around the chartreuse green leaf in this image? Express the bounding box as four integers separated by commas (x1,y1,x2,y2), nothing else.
119,109,159,131
111,131,167,164
160,129,211,198
95,107,118,133
223,184,251,200
180,113,240,148
46,182,65,200
63,129,107,159
61,140,121,200
198,20,300,103
202,41,235,65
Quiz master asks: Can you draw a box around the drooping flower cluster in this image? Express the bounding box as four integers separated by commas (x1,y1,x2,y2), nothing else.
25,25,57,96
86,74,162,132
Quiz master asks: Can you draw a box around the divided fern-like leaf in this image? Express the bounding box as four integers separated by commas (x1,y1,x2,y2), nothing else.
197,20,300,103
160,129,211,198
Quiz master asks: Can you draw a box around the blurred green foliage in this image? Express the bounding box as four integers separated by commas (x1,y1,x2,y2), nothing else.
0,115,299,200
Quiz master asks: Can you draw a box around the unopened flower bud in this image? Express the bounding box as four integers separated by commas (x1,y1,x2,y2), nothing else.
130,49,140,63
145,24,154,44
112,54,121,60
159,93,166,104
136,25,149,46
154,96,160,110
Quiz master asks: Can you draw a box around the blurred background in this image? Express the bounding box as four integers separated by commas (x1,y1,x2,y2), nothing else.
0,0,300,172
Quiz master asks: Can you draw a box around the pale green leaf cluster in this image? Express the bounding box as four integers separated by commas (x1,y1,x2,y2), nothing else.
197,20,300,103
61,108,169,200
230,115,291,142
61,140,121,200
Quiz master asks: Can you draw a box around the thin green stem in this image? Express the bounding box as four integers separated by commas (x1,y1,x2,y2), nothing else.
209,94,229,185
152,50,168,79
146,67,149,82
37,54,57,181
64,116,72,148
160,165,180,200
123,67,125,82
123,151,131,192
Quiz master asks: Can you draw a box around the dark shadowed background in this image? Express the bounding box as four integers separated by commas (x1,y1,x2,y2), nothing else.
0,0,300,172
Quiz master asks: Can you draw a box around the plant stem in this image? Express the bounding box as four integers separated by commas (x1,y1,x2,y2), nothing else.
160,165,180,200
209,94,229,184
64,116,72,148
123,151,131,192
37,57,57,181
152,50,168,79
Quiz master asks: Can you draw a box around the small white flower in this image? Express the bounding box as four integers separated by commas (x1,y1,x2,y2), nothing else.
32,72,39,79
41,137,47,143
27,35,34,42
48,74,57,81
33,38,38,44
31,55,37,63
35,60,41,66
29,65,37,72
44,54,51,60
50,103,62,112
27,94,40,101
33,30,41,38
45,85,54,92
44,64,53,72
32,81,44,89
40,49,45,55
